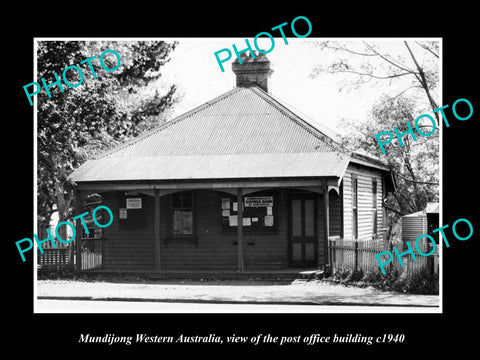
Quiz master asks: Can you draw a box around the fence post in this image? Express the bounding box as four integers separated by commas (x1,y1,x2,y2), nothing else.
354,241,359,271
333,239,336,274
426,241,433,276
388,241,394,273
330,238,335,276
69,244,74,270
74,189,82,272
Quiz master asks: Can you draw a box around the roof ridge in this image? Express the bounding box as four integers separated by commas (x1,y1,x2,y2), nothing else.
94,87,242,159
247,87,347,155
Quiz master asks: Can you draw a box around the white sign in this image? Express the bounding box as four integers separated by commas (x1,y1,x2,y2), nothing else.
245,196,273,207
94,228,103,238
126,198,142,209
229,215,238,226
221,198,230,210
264,215,274,227
119,208,128,219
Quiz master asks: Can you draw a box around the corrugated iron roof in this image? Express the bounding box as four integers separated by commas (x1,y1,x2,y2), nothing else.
100,87,339,158
70,86,351,183
70,153,350,182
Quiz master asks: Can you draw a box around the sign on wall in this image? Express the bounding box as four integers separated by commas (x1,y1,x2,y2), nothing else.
222,195,275,232
120,193,145,229
126,198,142,209
244,196,273,207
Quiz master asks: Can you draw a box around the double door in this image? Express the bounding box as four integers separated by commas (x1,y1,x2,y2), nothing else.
289,196,317,267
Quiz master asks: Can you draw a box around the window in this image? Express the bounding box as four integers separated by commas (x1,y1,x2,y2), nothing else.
171,191,194,236
372,178,378,235
352,175,358,239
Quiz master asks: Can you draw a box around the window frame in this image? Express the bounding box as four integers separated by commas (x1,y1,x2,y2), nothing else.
169,190,196,238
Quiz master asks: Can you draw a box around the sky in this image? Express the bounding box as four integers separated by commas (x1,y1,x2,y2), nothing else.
154,38,441,137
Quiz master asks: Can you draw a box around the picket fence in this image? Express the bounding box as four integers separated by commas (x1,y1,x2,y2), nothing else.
37,239,102,270
328,236,438,276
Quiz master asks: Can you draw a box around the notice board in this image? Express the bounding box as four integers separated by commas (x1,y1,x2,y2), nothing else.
221,195,275,232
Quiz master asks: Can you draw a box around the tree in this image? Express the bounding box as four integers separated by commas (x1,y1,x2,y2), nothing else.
339,95,439,222
309,40,440,239
310,40,440,123
37,40,178,237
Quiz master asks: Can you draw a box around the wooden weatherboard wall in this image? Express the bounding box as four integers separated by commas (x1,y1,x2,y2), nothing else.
342,163,384,240
161,189,289,270
97,187,342,271
100,189,295,271
101,191,156,270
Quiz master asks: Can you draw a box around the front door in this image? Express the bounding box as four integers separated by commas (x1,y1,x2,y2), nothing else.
289,195,317,267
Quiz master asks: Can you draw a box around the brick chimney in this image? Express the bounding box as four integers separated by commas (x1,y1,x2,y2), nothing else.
231,51,272,92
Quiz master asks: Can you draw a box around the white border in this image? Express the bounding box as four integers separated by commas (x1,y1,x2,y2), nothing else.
33,37,442,314
33,38,39,314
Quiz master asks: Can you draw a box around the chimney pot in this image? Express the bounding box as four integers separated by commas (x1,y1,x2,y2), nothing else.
231,53,271,92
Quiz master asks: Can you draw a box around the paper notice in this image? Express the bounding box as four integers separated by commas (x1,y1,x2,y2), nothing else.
222,209,230,217
119,208,127,219
222,198,230,209
266,206,273,215
229,215,238,226
264,215,274,226
243,217,251,226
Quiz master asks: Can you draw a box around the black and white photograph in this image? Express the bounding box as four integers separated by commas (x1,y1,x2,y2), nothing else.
33,37,442,314
6,6,478,355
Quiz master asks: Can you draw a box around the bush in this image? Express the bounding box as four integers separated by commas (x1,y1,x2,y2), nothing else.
330,268,365,285
329,267,439,295
38,267,75,280
368,268,439,295
399,272,439,295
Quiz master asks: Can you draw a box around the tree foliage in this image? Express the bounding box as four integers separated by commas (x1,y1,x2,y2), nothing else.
310,40,440,230
37,40,178,233
339,95,439,222
311,40,440,123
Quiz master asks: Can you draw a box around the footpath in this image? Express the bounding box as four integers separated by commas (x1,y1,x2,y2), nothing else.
37,279,439,308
